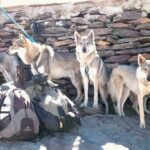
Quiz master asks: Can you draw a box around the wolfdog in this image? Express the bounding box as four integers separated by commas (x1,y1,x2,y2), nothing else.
109,65,150,114
7,34,83,101
0,52,19,82
74,30,108,113
109,54,150,128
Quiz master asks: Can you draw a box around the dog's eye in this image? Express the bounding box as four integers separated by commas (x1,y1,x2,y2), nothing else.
144,68,147,72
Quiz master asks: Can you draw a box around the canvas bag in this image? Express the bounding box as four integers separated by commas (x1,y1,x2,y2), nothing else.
26,83,81,132
0,86,39,140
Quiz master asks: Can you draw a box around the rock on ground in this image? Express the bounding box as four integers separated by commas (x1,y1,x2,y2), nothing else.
0,114,150,150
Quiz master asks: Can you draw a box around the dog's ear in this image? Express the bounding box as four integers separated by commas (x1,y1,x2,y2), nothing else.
88,29,95,43
74,31,81,43
138,54,146,66
19,34,28,44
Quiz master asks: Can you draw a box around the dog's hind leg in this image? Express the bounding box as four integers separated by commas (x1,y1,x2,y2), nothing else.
129,93,139,114
120,86,130,116
99,85,109,114
71,74,83,103
143,97,150,114
113,76,124,116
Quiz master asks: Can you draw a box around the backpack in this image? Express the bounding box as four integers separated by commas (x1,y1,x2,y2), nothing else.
0,84,39,140
25,82,81,132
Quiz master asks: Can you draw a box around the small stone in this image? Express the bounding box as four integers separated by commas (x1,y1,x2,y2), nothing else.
44,27,69,34
71,17,89,25
141,30,150,36
96,40,111,48
113,10,142,23
0,31,12,38
129,54,150,62
104,55,130,63
0,47,7,52
52,39,73,47
44,20,72,28
113,29,140,38
94,28,113,36
98,50,115,58
116,47,150,55
84,14,101,22
136,23,150,30
71,25,88,32
106,36,117,44
0,43,5,48
89,22,105,28
41,33,69,38
132,36,150,43
87,7,99,15
128,18,150,24
107,23,129,28
117,38,136,44
84,14,107,23
111,42,139,50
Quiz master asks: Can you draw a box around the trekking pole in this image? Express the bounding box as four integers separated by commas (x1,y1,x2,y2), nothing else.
0,6,36,43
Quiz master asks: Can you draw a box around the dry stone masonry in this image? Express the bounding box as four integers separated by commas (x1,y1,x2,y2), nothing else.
0,0,150,98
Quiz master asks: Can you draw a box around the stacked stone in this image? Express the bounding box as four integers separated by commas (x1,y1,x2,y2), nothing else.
0,2,150,98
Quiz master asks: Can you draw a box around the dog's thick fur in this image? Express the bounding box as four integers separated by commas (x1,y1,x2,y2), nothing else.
8,34,83,101
109,54,150,128
0,52,19,82
109,65,150,114
74,30,108,113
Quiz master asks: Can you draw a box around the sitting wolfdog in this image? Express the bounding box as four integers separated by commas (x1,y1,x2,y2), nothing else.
74,30,108,113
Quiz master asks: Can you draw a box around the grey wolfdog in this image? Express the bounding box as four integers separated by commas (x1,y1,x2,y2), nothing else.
0,52,19,82
8,34,83,101
109,54,150,128
74,30,109,113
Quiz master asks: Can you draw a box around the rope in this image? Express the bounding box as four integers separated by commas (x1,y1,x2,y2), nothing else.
0,6,36,43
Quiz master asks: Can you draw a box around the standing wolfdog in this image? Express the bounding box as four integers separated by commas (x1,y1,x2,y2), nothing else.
74,30,108,113
109,54,150,128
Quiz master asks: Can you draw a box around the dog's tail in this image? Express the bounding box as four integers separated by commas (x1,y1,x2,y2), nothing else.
144,98,150,114
108,71,117,104
108,67,124,112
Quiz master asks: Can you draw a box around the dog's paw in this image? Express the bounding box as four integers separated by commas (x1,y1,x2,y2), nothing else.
93,104,99,109
139,122,146,129
73,100,81,105
121,113,125,117
80,102,87,108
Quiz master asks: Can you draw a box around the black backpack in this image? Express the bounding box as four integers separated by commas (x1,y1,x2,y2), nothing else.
25,82,81,132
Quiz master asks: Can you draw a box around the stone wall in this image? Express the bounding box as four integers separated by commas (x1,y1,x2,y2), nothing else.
0,0,150,98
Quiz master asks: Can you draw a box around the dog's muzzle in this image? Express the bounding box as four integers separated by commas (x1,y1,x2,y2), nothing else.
82,47,86,53
147,76,150,81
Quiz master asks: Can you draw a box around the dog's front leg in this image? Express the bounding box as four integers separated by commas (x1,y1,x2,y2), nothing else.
93,79,99,109
31,63,39,75
80,66,89,107
137,94,146,129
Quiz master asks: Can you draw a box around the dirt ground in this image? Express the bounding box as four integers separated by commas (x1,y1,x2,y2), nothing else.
0,102,150,150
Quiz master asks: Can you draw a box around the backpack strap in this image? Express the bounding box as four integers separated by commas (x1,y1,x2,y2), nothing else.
0,91,9,113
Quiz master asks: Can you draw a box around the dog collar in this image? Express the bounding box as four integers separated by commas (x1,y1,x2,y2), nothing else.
34,52,40,62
